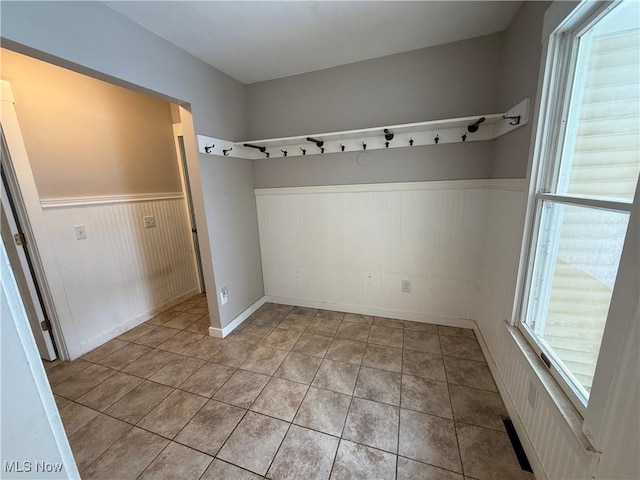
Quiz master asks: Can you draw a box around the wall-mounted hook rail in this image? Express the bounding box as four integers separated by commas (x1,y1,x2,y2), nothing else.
503,114,521,126
467,117,486,133
223,147,233,156
201,97,530,159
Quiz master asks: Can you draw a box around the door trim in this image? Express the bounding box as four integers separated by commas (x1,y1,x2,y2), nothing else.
1,167,57,360
0,80,77,360
172,122,205,293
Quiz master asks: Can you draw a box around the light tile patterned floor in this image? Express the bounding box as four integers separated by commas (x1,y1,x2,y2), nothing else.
44,295,534,480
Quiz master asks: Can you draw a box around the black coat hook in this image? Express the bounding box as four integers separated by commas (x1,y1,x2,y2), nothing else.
383,129,394,141
281,149,288,157
265,152,270,158
503,114,521,126
385,141,390,148
434,134,439,144
300,147,306,156
409,137,414,146
243,143,266,153
204,144,215,153
306,137,324,153
340,144,346,152
467,117,486,133
362,142,367,150
223,147,232,156
461,133,467,142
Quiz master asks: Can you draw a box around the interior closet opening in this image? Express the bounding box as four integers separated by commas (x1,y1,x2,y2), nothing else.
0,48,206,361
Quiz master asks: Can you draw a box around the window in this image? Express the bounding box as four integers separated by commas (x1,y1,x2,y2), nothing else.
520,0,639,413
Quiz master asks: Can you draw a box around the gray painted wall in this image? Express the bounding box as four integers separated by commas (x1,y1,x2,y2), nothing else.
493,1,549,178
1,1,264,328
246,33,503,140
249,33,505,188
253,142,495,188
200,156,264,328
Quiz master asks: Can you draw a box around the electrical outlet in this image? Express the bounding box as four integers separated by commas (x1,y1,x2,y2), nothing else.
220,287,228,305
143,215,156,228
74,225,87,240
401,280,412,293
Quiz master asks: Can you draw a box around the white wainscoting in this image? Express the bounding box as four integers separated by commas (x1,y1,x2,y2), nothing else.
41,194,199,355
476,186,600,480
257,179,603,478
255,179,523,323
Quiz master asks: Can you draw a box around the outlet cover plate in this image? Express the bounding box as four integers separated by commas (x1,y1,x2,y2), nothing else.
143,215,156,228
74,225,87,240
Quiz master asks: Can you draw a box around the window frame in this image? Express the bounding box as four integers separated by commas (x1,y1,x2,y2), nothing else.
516,0,635,417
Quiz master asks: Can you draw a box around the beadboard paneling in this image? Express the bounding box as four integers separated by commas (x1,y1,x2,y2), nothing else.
255,180,521,321
42,196,198,354
476,186,600,480
490,327,599,480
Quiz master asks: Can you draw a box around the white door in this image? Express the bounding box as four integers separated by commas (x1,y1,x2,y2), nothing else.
1,144,57,361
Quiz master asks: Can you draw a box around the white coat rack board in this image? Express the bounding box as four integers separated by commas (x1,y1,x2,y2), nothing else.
197,98,530,160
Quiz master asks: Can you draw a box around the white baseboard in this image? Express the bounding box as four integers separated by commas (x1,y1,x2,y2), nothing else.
264,295,475,329
473,320,546,480
209,296,268,338
79,288,199,356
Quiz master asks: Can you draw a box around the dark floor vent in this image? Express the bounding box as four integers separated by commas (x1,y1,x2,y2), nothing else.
503,418,533,473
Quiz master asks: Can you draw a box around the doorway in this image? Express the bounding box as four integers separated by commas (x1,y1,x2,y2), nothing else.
1,50,206,361
176,133,206,293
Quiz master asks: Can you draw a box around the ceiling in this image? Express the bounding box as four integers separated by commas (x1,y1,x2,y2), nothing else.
105,1,522,85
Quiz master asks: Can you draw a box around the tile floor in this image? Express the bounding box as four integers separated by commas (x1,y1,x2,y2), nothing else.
44,295,534,480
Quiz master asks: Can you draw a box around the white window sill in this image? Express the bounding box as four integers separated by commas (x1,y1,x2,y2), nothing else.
504,321,599,457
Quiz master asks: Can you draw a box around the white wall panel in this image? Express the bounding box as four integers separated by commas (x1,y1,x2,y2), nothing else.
42,196,198,355
256,180,514,322
258,178,609,480
476,186,601,480
489,328,599,480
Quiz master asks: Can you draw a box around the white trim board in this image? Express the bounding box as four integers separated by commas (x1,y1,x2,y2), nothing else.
255,179,527,196
1,240,79,478
264,296,476,330
40,192,184,209
209,295,268,338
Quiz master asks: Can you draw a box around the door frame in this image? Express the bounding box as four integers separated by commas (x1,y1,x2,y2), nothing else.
172,121,205,293
1,162,57,360
0,80,77,360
